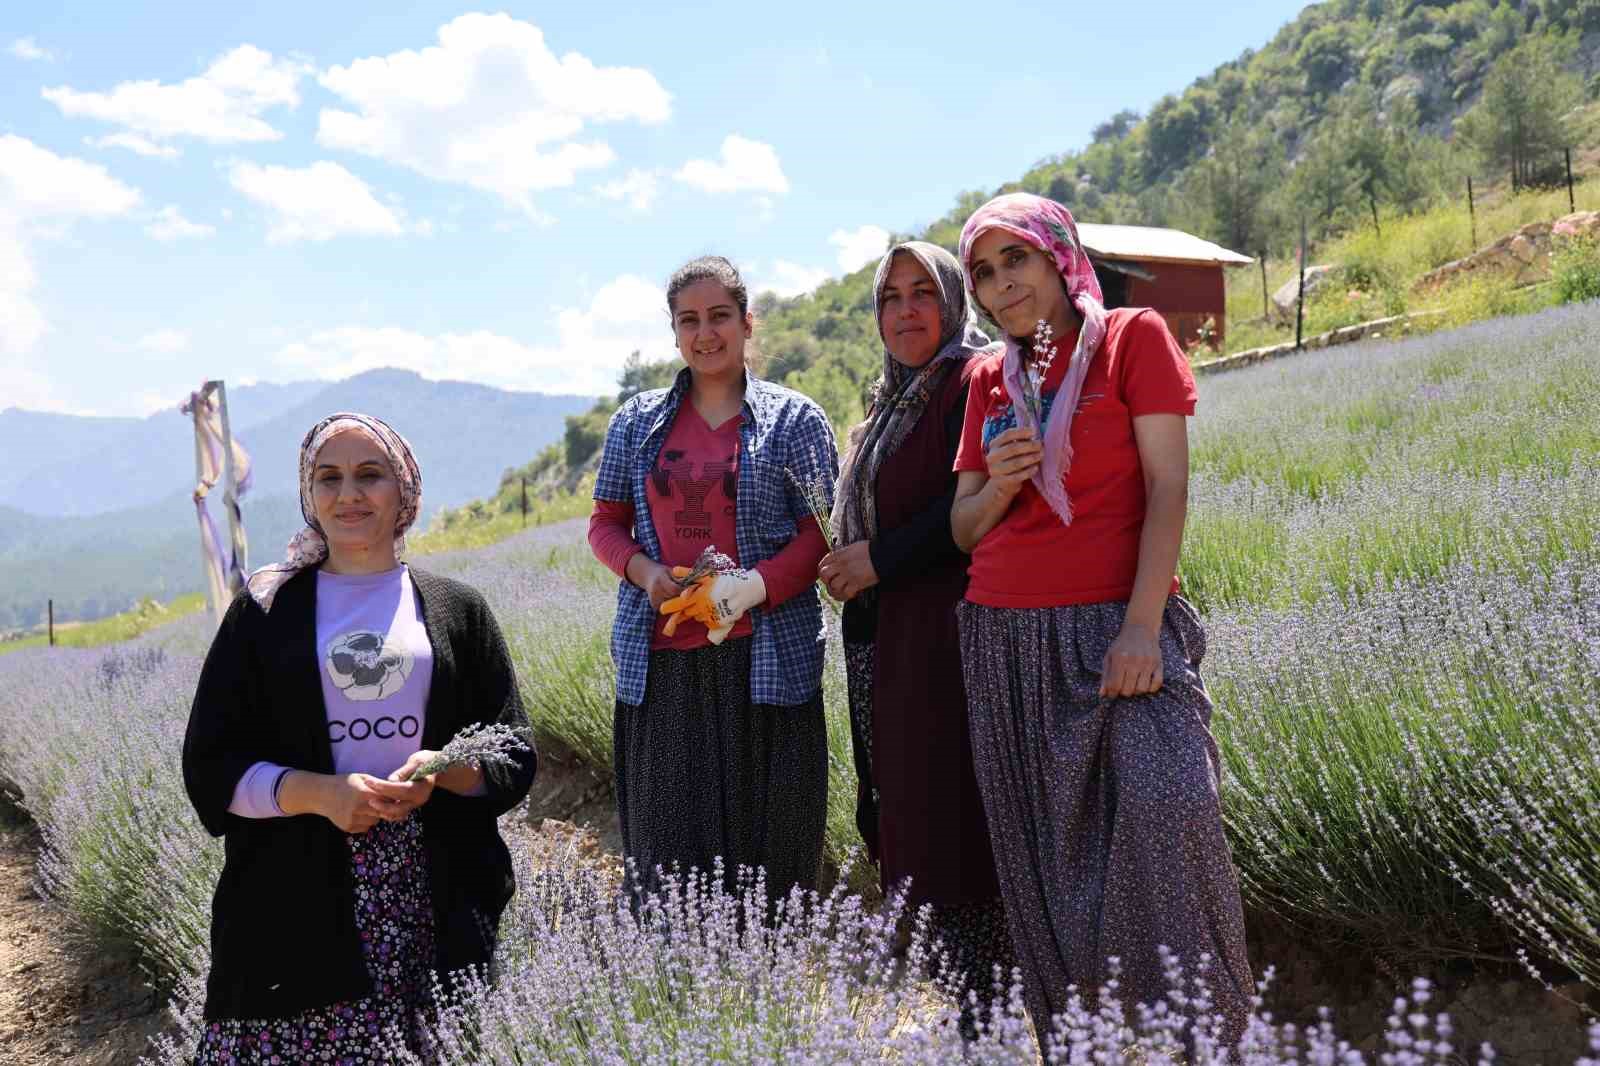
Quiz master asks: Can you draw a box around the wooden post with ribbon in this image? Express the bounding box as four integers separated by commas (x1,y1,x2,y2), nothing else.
213,380,247,597
182,381,253,627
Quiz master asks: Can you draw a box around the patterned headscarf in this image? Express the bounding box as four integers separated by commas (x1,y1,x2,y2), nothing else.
830,241,994,548
958,193,1108,526
245,413,423,613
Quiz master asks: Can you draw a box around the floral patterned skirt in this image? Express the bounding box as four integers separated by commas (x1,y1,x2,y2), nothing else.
194,815,438,1065
957,597,1251,1045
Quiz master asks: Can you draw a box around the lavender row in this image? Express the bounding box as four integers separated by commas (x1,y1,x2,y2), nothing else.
1207,545,1600,985
1192,302,1600,498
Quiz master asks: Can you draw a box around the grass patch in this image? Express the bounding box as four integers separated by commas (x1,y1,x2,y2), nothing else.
1219,177,1600,357
0,593,206,657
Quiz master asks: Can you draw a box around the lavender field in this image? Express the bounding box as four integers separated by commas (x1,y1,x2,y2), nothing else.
2,303,1599,1059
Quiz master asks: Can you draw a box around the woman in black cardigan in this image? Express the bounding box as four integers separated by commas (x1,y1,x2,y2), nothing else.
182,412,536,1063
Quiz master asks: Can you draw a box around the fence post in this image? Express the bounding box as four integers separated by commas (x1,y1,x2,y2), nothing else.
1467,176,1478,252
1259,253,1269,321
1369,194,1380,237
1296,217,1307,352
47,599,53,647
520,477,529,528
1567,148,1577,214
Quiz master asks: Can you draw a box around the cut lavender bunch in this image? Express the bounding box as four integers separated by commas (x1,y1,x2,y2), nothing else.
671,544,740,587
784,468,836,550
402,721,532,781
781,466,845,613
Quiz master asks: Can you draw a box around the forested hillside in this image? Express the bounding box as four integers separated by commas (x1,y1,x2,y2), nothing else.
435,0,1600,534
753,0,1600,431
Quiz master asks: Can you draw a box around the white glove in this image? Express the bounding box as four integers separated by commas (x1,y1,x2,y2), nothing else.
702,569,767,645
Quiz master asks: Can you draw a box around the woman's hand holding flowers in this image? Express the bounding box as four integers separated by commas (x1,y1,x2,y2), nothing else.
985,426,1043,497
279,772,393,834
627,554,683,609
818,541,878,602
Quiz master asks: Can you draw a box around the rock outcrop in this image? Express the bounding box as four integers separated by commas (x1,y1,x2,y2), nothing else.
1415,211,1600,291
1271,264,1337,323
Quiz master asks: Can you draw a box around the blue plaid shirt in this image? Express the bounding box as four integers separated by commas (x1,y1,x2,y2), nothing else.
594,368,838,707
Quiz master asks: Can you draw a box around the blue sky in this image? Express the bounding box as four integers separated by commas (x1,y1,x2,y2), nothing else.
1,1,1307,415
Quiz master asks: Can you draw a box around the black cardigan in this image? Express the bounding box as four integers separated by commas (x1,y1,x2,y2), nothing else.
181,566,538,1021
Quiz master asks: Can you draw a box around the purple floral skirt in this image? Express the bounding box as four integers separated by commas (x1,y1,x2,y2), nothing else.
194,815,437,1065
957,597,1251,1045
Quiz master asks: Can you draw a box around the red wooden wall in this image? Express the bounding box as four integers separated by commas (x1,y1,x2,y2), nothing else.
1124,262,1227,351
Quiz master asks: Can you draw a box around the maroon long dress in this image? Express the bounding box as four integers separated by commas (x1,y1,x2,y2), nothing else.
842,362,1011,1012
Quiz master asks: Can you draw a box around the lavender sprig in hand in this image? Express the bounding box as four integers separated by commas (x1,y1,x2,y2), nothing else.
1022,318,1059,432
785,468,837,550
400,722,532,781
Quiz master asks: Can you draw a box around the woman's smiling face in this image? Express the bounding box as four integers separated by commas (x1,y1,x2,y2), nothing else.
671,278,752,379
878,253,943,368
311,430,400,558
967,227,1070,339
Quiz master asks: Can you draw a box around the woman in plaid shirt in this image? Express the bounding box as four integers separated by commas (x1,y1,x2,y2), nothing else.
588,256,838,904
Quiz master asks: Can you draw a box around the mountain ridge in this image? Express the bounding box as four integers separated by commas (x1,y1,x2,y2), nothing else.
1,368,594,519
0,369,596,628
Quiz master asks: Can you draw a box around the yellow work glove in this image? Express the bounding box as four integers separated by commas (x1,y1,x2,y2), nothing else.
659,569,767,644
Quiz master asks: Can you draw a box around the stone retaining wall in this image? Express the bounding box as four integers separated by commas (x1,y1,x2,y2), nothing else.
1196,310,1447,375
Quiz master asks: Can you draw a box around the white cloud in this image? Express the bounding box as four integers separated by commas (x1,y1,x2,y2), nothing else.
316,13,671,213
42,44,305,151
229,160,405,243
273,274,671,395
829,224,890,273
9,37,53,62
0,136,141,368
754,260,829,299
596,168,661,212
0,223,46,361
0,134,142,219
89,132,180,159
135,327,189,354
146,204,215,242
674,135,789,196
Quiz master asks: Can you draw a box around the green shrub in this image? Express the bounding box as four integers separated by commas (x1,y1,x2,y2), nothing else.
1553,235,1600,305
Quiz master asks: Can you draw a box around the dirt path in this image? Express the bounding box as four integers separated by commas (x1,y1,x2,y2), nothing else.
0,821,172,1065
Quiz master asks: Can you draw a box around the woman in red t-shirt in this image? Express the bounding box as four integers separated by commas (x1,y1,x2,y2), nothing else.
949,193,1250,1041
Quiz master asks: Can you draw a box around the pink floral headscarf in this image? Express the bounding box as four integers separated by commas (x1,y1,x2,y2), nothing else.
958,193,1107,527
245,413,423,613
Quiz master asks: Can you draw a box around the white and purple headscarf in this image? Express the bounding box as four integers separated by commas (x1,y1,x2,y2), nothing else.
958,193,1108,527
245,413,423,613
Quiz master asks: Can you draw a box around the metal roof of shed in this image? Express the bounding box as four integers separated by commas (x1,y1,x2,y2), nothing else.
1077,223,1254,267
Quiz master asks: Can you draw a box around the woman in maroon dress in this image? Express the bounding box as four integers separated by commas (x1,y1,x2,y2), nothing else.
819,241,1010,1030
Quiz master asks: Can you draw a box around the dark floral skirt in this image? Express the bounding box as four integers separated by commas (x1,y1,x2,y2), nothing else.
614,640,828,905
194,815,437,1065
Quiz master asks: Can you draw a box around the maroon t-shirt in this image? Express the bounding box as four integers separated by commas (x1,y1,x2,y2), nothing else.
644,405,754,649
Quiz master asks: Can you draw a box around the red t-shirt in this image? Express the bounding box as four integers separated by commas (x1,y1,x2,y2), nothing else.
952,307,1197,609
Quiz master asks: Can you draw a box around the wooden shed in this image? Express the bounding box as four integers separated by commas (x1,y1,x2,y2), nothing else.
1077,223,1254,351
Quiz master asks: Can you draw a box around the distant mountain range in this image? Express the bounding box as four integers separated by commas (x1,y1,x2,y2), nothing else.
0,368,593,629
